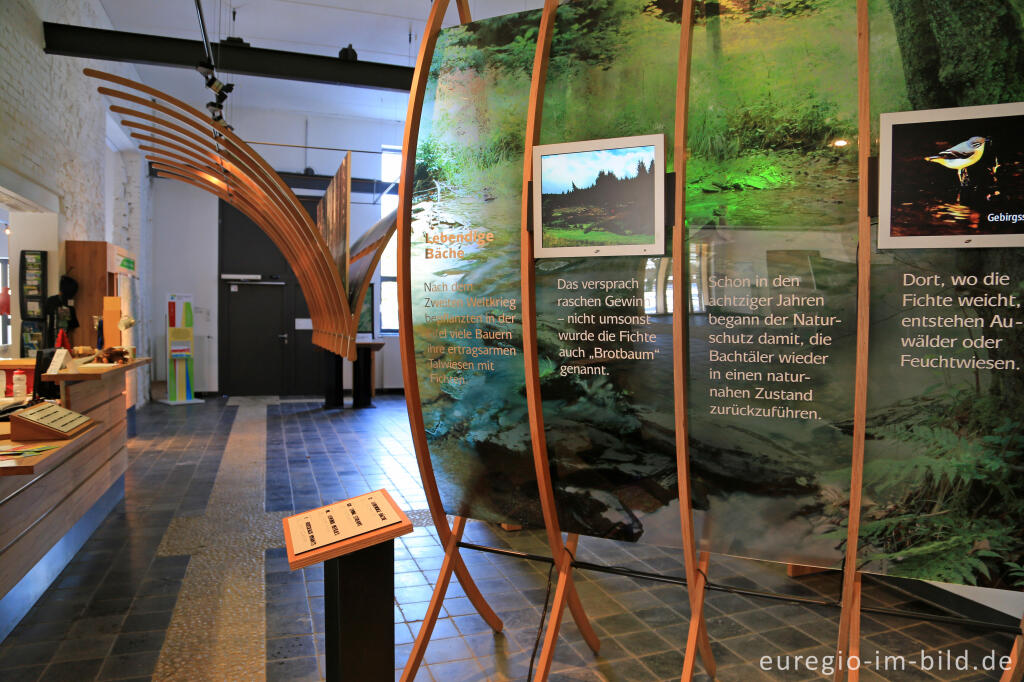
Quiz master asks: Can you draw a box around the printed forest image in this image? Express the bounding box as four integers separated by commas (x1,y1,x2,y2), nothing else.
540,145,657,249
409,0,1024,587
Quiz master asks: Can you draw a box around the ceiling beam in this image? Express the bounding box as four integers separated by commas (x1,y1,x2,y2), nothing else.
149,164,395,196
43,22,413,92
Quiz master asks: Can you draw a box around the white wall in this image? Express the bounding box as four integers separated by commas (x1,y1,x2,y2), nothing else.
0,0,142,244
149,181,219,392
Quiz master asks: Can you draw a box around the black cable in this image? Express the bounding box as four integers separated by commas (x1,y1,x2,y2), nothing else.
455,541,1021,636
527,562,556,680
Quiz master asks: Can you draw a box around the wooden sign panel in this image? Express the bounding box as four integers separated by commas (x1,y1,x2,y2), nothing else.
11,403,92,441
282,489,412,570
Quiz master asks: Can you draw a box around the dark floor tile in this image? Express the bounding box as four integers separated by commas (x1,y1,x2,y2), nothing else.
0,642,55,669
762,625,820,652
82,599,133,619
127,596,177,615
707,615,752,640
266,635,316,660
596,612,646,636
120,611,173,633
266,602,313,637
5,621,71,644
615,628,673,658
97,650,160,680
0,664,45,682
37,658,104,681
265,653,319,681
111,630,166,655
52,635,115,663
639,648,685,678
266,581,306,603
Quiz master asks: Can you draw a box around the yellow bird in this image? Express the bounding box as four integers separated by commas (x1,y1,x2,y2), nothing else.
925,136,987,185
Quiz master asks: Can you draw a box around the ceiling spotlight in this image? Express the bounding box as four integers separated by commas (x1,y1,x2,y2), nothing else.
339,44,358,61
3,226,10,236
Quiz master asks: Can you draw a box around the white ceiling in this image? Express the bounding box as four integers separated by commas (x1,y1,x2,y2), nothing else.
96,0,544,122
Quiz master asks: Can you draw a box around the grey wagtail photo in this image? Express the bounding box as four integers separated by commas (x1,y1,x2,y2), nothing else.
878,102,1024,249
924,135,989,186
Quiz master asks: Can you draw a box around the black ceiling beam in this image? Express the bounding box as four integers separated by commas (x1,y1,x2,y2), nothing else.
43,22,413,92
149,164,396,196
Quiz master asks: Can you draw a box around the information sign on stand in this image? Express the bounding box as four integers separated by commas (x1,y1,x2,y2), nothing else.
282,489,412,682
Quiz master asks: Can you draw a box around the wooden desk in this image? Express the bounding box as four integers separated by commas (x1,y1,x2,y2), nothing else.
0,358,150,612
43,358,150,413
0,422,99,476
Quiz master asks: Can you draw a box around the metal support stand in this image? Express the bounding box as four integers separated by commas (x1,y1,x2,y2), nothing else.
323,352,345,409
352,345,374,408
324,540,394,682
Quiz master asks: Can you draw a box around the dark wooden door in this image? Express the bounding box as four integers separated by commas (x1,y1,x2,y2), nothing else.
223,281,287,395
218,200,326,396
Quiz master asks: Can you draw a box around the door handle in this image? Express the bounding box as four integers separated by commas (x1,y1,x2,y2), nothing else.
278,333,289,344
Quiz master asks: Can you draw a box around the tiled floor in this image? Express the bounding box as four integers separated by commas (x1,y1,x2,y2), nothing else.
0,396,1017,681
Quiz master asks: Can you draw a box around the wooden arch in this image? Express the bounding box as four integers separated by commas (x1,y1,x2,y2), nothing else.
84,68,377,361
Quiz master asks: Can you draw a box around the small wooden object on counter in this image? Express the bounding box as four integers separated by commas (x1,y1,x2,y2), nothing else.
102,296,122,348
10,402,93,441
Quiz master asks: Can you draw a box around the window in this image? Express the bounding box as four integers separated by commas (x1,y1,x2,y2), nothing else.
378,145,402,333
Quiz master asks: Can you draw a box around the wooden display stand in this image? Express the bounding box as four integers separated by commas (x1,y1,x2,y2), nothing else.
394,3,1024,682
0,359,145,630
396,3,519,681
282,489,412,682
516,3,604,678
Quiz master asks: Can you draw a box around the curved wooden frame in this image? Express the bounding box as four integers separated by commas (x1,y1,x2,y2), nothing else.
832,3,871,680
395,2,505,680
84,68,360,359
516,1,603,679
670,1,717,679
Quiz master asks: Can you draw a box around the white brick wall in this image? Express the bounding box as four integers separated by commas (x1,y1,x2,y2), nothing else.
0,0,153,403
109,150,152,405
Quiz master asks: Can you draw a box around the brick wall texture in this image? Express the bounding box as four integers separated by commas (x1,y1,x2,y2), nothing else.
1,0,152,403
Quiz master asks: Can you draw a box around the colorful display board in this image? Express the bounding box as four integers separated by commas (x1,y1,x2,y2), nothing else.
682,0,859,566
163,293,203,405
531,1,682,544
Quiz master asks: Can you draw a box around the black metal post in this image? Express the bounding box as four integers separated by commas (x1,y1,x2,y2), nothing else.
323,540,395,681
351,346,374,409
323,352,345,409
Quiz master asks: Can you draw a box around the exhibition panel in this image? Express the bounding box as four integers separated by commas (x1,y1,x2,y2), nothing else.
533,1,682,545
408,8,546,527
859,2,1024,590
5,0,1024,679
682,0,860,567
397,0,1024,679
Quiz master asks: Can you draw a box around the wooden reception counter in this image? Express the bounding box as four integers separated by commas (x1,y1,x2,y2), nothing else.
0,359,149,638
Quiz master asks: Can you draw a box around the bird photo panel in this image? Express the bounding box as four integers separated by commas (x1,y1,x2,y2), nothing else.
878,101,1024,249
